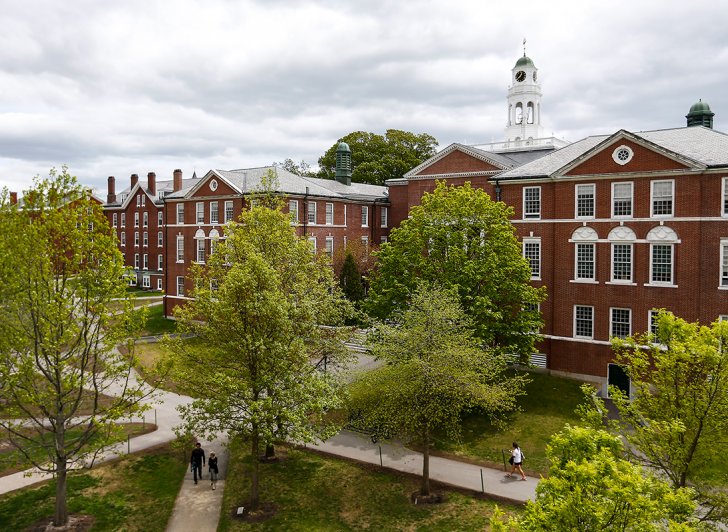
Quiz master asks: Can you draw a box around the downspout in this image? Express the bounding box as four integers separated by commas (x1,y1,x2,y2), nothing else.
494,178,502,202
303,186,309,236
162,197,168,317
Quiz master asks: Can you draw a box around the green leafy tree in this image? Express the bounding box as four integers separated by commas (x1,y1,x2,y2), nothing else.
610,310,728,523
339,252,365,303
367,181,545,359
317,129,438,185
168,194,351,510
508,424,698,531
349,284,528,496
0,169,152,527
273,158,316,177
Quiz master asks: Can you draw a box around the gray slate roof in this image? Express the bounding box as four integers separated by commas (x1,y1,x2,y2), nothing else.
497,126,728,180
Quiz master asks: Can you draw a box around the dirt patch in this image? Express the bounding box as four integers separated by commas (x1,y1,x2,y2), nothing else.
410,491,447,505
26,514,95,532
231,501,278,523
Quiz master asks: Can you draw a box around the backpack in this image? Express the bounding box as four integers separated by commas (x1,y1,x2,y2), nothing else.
520,449,525,461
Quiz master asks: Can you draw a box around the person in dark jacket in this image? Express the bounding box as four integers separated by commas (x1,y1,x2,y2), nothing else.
208,451,219,490
190,442,206,484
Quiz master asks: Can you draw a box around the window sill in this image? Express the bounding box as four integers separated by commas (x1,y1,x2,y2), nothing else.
570,279,599,284
718,286,728,290
176,260,184,264
530,277,542,282
605,281,637,286
643,283,677,288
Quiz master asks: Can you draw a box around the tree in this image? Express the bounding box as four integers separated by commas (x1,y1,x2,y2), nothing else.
609,310,728,523
508,424,698,531
317,129,438,185
167,191,351,511
273,158,316,177
339,252,365,303
348,283,528,496
0,169,152,527
367,181,545,359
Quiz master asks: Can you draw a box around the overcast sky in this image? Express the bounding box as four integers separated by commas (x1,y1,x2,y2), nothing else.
2,0,728,196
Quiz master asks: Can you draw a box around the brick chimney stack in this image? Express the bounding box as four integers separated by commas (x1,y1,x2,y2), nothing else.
9,192,17,205
107,176,116,204
173,169,183,192
147,172,156,196
130,173,139,188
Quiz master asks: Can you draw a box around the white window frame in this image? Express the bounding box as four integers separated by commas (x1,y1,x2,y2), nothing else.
224,200,233,223
650,180,674,218
157,254,163,271
361,205,369,227
610,307,632,339
176,276,185,297
121,213,126,227
575,183,595,219
325,203,334,225
611,243,633,283
143,231,148,247
210,201,218,224
176,204,184,224
308,236,317,253
157,231,163,247
325,236,334,259
649,243,674,285
120,232,125,247
648,309,659,335
522,237,541,280
157,278,163,290
575,242,596,282
308,202,317,224
380,236,388,244
136,195,141,207
134,253,139,269
289,200,299,223
196,202,204,224
721,239,728,288
612,182,633,218
112,213,117,227
142,275,150,288
176,235,184,263
158,211,163,226
141,195,145,207
143,211,148,227
574,305,594,339
196,238,205,263
134,231,139,247
143,253,148,270
361,235,369,251
523,186,541,220
134,212,139,227
380,206,388,228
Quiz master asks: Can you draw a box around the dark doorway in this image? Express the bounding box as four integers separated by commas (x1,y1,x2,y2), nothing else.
607,363,630,398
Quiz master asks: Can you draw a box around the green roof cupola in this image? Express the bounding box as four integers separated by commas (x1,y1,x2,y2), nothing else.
335,141,352,186
686,99,714,128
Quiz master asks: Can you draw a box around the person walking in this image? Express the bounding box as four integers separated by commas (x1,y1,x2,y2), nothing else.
190,442,206,485
506,441,526,481
208,451,219,490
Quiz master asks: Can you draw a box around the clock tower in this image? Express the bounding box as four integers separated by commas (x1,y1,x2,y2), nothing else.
505,42,544,143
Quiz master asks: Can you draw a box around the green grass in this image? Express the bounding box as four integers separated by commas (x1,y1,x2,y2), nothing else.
218,439,520,531
126,287,163,298
0,443,186,531
140,304,177,336
432,370,586,476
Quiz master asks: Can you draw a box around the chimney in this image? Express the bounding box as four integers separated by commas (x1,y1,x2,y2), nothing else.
130,173,139,187
173,169,183,192
107,176,116,204
9,192,17,205
147,172,156,196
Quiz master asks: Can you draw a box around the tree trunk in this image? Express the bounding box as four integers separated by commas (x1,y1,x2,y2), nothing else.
54,458,68,526
421,427,431,496
250,429,260,510
265,443,275,459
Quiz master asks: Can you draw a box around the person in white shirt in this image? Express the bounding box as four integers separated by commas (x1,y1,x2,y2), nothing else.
507,441,526,481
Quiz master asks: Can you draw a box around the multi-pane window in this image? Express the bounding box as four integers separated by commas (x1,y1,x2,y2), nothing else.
575,184,595,218
134,212,139,227
523,187,541,219
611,308,632,339
196,239,205,263
143,212,148,227
361,236,369,251
611,244,632,282
575,243,595,281
649,310,659,335
112,213,118,227
157,231,163,247
176,235,184,262
523,238,541,279
120,232,126,247
325,236,334,259
134,253,139,269
308,202,317,224
723,178,728,216
612,182,633,217
289,200,299,223
121,213,126,227
141,195,145,207
176,276,185,297
325,203,334,225
361,206,369,227
380,236,388,244
196,202,204,224
308,236,317,252
143,231,148,247
142,276,150,288
650,244,673,284
721,241,728,287
157,254,163,271
651,180,674,217
380,207,388,227
157,278,163,290
210,201,218,224
143,253,148,270
158,211,163,226
136,195,141,207
574,305,594,339
176,204,184,224
224,201,234,223
134,232,139,247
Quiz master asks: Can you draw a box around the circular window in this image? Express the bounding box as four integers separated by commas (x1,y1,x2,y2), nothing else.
210,179,218,191
612,145,634,166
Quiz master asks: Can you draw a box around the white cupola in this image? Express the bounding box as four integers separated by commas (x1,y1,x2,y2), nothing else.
505,41,544,143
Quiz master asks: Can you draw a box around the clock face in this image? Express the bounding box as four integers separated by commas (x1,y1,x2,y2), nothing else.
515,70,526,82
532,71,537,82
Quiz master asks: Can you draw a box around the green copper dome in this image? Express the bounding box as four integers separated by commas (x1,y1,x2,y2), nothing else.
336,142,351,153
687,100,711,115
515,55,535,68
686,99,714,128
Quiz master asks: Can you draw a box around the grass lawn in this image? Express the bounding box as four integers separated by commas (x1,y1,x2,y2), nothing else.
140,304,177,336
0,442,185,531
125,287,163,298
219,439,520,531
432,370,587,476
0,423,156,477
